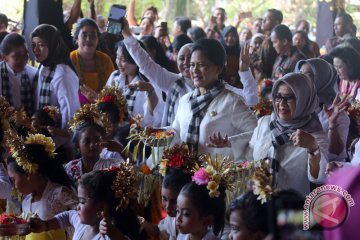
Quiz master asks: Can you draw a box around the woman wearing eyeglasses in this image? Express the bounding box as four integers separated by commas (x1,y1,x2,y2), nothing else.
70,18,115,104
208,72,328,197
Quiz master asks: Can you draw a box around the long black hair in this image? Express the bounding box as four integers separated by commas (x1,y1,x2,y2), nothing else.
7,144,74,189
79,170,140,240
180,182,226,236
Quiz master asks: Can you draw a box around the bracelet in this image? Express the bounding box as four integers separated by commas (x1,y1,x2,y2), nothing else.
328,124,339,131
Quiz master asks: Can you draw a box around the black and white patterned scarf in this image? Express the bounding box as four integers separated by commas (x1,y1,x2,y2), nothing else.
0,62,34,115
34,65,56,109
186,81,225,153
165,77,194,126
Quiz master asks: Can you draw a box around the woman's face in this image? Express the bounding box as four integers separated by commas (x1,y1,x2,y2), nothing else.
116,48,138,77
292,33,305,50
270,32,288,55
190,50,221,90
140,18,153,36
7,168,32,195
299,63,314,82
225,31,238,47
143,10,157,22
3,46,29,73
77,127,103,160
251,37,263,52
77,185,102,225
274,84,297,121
161,188,178,218
31,37,49,62
177,46,191,78
77,25,99,54
176,193,207,235
333,57,349,80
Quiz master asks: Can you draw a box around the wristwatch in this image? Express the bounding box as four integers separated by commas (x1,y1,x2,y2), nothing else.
308,146,320,156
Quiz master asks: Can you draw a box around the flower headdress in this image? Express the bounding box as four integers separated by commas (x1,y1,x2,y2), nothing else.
96,85,128,125
68,104,112,133
5,131,56,174
0,97,13,144
159,142,199,177
192,155,236,198
250,159,273,204
42,105,60,124
108,161,138,211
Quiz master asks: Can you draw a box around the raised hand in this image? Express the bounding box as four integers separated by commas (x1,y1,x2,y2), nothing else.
289,129,318,151
206,132,231,148
239,43,250,72
121,18,132,38
128,81,154,93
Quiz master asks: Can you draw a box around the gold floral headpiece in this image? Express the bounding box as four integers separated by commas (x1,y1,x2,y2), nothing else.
0,97,13,143
68,104,112,133
96,85,128,124
9,109,36,135
108,161,138,211
42,106,60,124
159,142,199,177
250,159,273,204
192,155,236,198
5,132,56,174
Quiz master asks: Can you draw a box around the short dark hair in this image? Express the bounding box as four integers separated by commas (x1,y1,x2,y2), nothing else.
172,34,193,52
268,9,283,24
336,12,354,26
0,13,8,27
0,33,26,56
143,6,158,18
73,18,100,42
330,46,360,81
72,123,106,145
175,17,192,33
272,24,292,42
191,38,226,68
187,27,206,42
97,101,120,125
162,168,191,193
295,20,310,32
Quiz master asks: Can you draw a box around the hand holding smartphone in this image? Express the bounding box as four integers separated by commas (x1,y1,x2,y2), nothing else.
107,4,127,35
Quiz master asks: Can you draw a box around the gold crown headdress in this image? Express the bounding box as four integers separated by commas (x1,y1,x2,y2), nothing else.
250,159,273,204
5,132,56,174
0,97,13,143
42,106,60,124
106,161,138,211
68,104,112,133
192,155,236,198
96,85,128,124
159,142,199,177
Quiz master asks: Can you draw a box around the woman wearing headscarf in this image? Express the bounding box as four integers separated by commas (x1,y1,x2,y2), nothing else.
172,38,257,158
221,26,242,88
209,73,329,197
295,58,350,161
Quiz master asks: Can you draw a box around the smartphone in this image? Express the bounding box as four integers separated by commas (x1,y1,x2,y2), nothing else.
160,21,168,35
107,4,126,35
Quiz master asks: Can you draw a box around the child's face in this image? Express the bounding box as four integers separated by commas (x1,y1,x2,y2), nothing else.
176,193,207,235
31,37,49,62
78,127,103,159
228,210,253,240
161,188,178,218
3,46,28,73
77,185,102,225
7,168,32,195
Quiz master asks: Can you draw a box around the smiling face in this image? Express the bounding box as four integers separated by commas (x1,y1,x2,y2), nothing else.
292,33,306,50
177,46,191,78
299,63,314,82
333,57,349,80
116,48,138,77
31,37,48,62
176,193,207,235
76,25,99,54
140,18,154,36
190,50,221,91
239,29,252,43
274,84,297,121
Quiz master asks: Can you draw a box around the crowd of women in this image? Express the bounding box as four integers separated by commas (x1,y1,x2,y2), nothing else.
0,2,359,240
